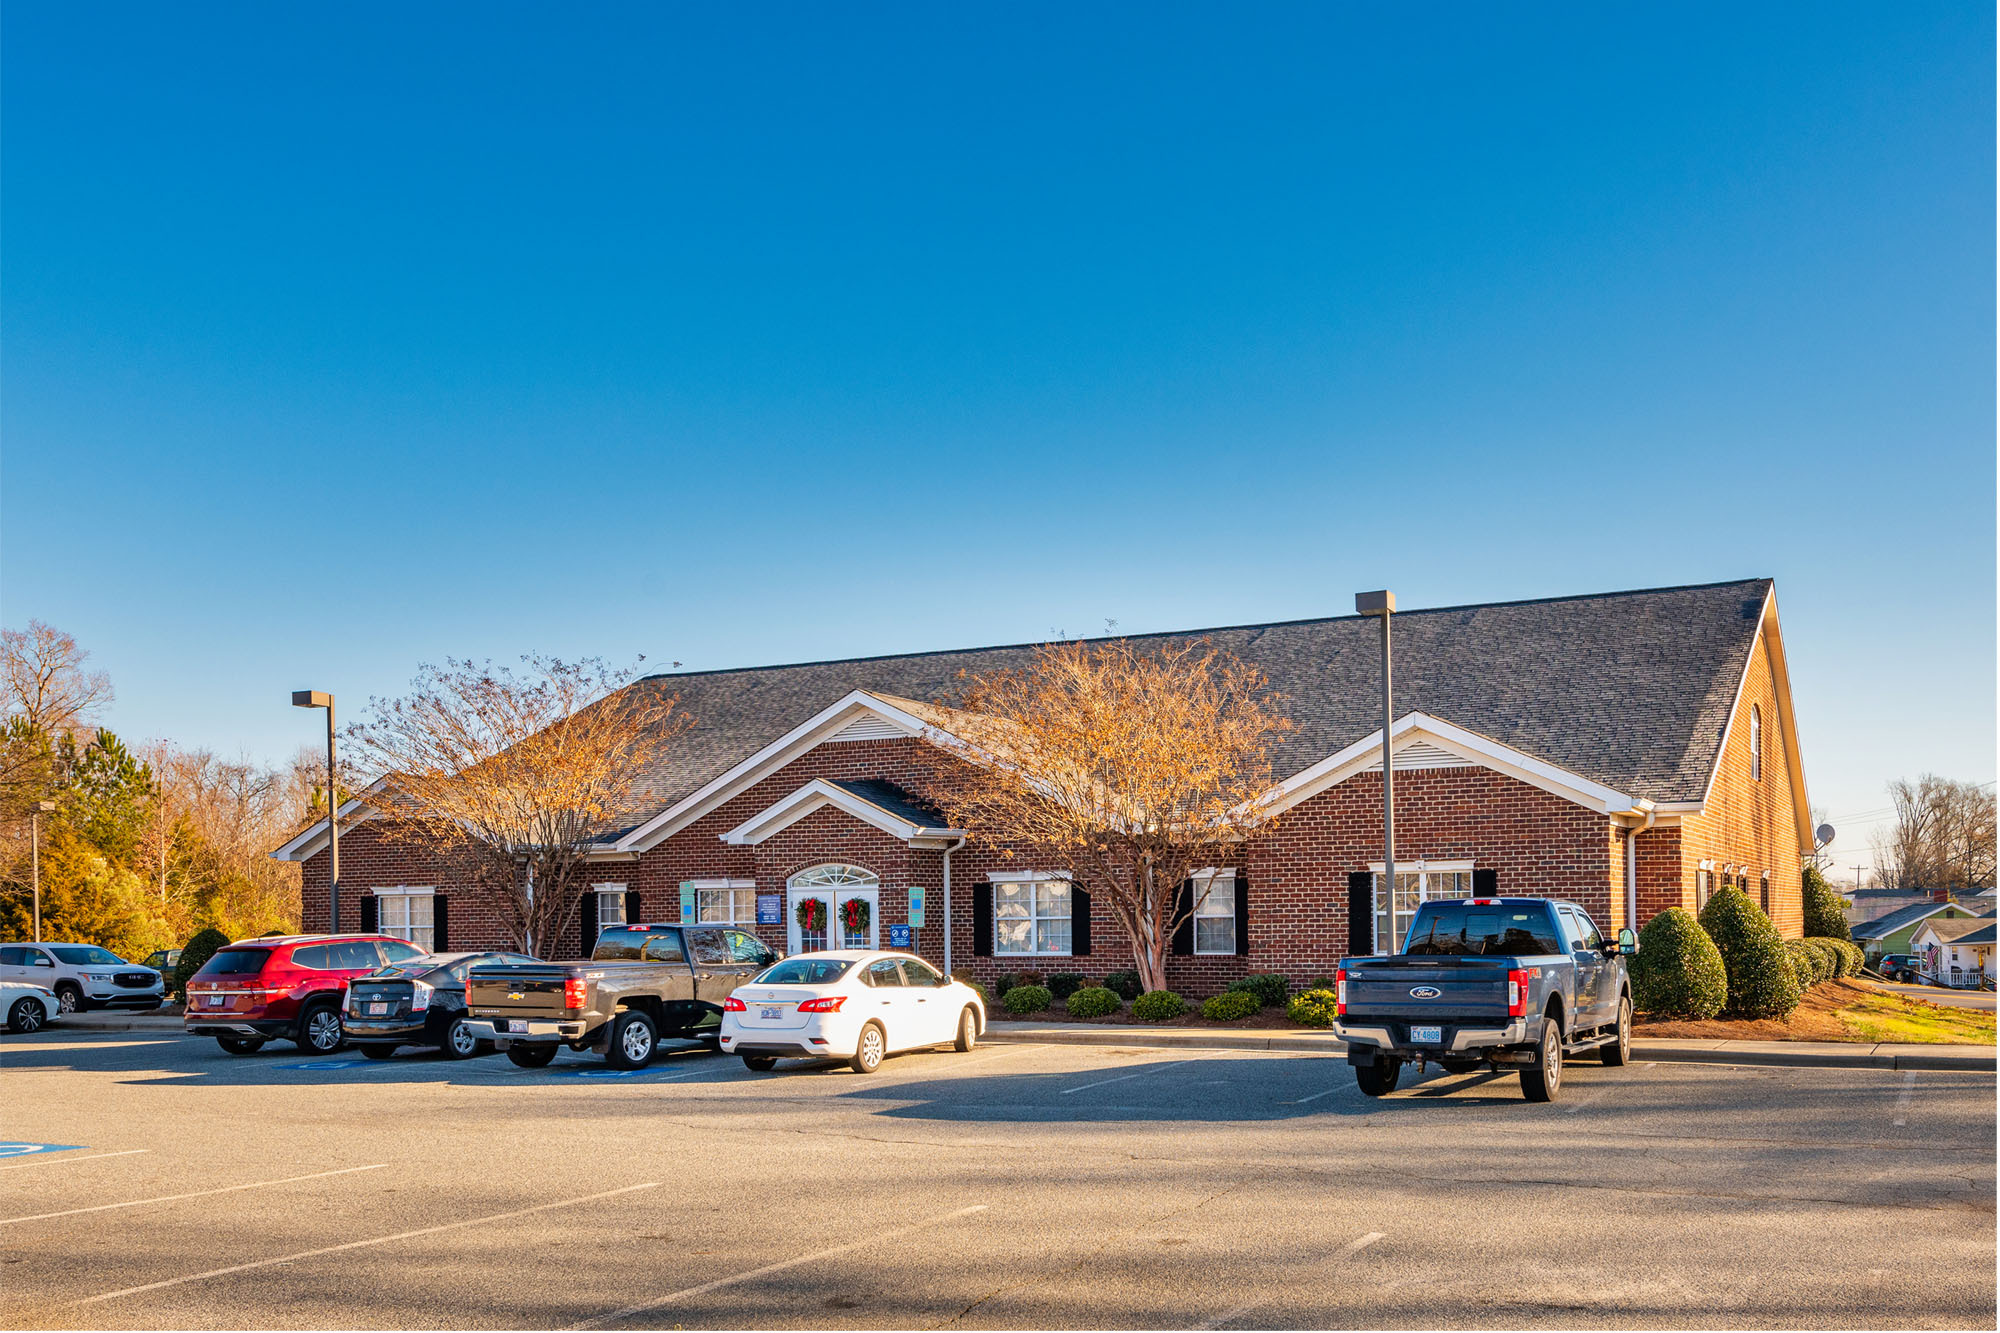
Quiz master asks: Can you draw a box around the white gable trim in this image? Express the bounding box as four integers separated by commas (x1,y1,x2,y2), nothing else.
721,778,964,848
613,691,951,854
1264,712,1646,818
269,790,384,862
1699,588,1814,853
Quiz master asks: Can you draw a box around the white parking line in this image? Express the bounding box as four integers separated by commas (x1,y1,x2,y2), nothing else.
1059,1053,1217,1096
1283,1086,1342,1105
1894,1070,1916,1126
1200,1231,1384,1327
76,1181,660,1305
0,1149,149,1172
1,1163,386,1226
569,1202,988,1329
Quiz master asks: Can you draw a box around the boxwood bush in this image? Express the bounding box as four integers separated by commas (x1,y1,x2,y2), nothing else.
1133,989,1187,1021
1001,984,1052,1015
1801,865,1851,942
1699,887,1803,1019
1831,939,1864,977
1201,991,1261,1021
1630,908,1727,1020
1802,938,1844,982
1065,986,1121,1019
1227,973,1289,1009
172,927,232,1004
1101,970,1143,1001
1045,973,1088,1002
1784,939,1825,988
1287,988,1338,1028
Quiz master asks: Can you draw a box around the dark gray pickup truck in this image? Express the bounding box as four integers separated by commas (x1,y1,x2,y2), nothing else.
462,924,777,1070
1333,896,1636,1102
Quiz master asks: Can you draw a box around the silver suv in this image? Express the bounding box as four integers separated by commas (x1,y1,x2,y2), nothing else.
0,943,166,1014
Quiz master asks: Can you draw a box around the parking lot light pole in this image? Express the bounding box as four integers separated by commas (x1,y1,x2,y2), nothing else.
31,799,55,943
1355,591,1396,947
292,690,340,932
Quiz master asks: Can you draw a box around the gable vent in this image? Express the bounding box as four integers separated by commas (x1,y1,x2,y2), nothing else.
1365,740,1472,771
827,714,911,742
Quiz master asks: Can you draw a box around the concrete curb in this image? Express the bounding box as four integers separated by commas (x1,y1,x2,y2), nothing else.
34,1014,184,1035
984,1022,1996,1072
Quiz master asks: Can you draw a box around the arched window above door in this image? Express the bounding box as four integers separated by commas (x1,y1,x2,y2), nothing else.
788,863,879,890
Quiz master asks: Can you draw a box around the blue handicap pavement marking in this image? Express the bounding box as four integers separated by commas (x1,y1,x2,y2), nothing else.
557,1066,685,1079
0,1142,84,1159
274,1059,377,1071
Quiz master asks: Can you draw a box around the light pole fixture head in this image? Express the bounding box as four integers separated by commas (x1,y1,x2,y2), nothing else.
1355,590,1396,617
292,690,333,709
35,800,56,813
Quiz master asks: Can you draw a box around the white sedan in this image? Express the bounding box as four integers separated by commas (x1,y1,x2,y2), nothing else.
719,950,986,1074
1,981,60,1034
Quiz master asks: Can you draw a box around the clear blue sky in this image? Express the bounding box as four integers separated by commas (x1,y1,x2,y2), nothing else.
4,3,1992,873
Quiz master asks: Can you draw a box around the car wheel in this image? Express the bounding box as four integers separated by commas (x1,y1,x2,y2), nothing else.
741,1055,779,1072
1598,995,1632,1066
296,1005,344,1055
604,1011,658,1070
505,1042,558,1068
215,1035,265,1055
1354,1058,1402,1097
850,1021,886,1074
954,1006,979,1053
7,997,46,1034
442,1017,481,1060
54,984,83,1015
1521,1014,1564,1102
360,1044,399,1060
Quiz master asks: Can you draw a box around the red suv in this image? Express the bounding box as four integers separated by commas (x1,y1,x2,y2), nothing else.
184,934,427,1055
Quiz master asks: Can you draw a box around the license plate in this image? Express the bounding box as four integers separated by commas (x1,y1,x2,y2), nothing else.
1410,1025,1443,1044
366,1003,388,1016
206,995,225,1007
760,1006,783,1020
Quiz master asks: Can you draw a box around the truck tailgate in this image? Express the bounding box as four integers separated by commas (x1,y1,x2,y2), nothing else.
466,964,573,1019
1344,957,1513,1020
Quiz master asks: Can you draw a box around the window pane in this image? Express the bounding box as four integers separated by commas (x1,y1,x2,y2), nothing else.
410,896,433,928
1195,882,1231,918
1035,881,1071,918
1036,918,1071,954
995,882,1031,918
599,892,628,925
1195,917,1235,954
995,919,1034,955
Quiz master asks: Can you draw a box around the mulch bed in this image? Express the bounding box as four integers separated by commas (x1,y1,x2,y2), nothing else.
1634,978,1985,1043
999,1006,1320,1031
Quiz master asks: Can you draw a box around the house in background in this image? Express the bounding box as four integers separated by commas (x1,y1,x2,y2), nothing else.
1911,918,1996,988
273,578,1816,992
1852,900,1991,967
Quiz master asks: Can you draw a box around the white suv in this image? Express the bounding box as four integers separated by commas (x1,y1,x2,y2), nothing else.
0,943,166,1014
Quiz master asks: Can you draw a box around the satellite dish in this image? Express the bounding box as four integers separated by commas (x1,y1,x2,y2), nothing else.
1815,823,1836,849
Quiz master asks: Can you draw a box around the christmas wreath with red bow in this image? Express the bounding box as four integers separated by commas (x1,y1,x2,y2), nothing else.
842,897,871,934
795,897,827,932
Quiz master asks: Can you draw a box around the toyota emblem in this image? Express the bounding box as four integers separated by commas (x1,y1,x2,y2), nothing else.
1408,985,1442,999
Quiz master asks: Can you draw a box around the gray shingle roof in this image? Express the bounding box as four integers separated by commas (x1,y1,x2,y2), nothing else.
1914,915,1996,944
598,579,1774,834
1852,902,1989,941
824,779,949,831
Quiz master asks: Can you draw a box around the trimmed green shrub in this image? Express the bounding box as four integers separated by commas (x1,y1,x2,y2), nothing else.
1227,973,1289,1009
1002,985,1052,1015
991,972,1019,997
1308,976,1337,993
1802,938,1843,982
1287,988,1338,1028
1201,991,1261,1021
1783,939,1824,989
1133,989,1187,1021
1830,939,1864,978
172,927,232,1004
1801,865,1851,941
1065,986,1121,1018
1046,973,1087,1002
1630,908,1727,1020
1102,970,1143,1001
1699,887,1803,1019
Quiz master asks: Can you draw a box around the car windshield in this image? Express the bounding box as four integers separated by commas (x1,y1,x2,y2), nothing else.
1403,904,1564,956
756,958,853,985
371,962,442,980
50,946,126,966
202,948,271,975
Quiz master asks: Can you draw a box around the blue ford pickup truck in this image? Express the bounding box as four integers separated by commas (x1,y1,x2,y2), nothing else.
1333,897,1636,1102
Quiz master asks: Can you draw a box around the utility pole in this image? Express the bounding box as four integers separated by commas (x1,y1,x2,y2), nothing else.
1356,591,1396,950
1851,865,1867,893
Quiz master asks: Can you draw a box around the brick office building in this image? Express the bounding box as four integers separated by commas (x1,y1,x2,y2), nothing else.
275,578,1813,991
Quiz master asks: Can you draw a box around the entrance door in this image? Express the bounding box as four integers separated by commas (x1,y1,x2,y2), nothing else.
787,864,880,955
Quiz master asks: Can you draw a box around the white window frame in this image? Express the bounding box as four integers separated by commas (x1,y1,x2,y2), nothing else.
374,887,436,952
1697,860,1714,910
595,884,630,929
688,877,758,926
987,871,1073,957
1750,706,1763,781
1368,860,1475,955
1191,868,1238,956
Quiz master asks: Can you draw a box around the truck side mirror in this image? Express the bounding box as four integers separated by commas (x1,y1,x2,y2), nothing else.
1616,928,1637,956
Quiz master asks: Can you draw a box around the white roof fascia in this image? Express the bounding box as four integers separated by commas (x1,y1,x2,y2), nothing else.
720,777,962,847
1261,712,1642,818
269,795,379,862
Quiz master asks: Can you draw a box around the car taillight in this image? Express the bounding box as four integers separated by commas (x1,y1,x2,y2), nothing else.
1507,969,1529,1017
722,996,747,1012
797,996,845,1014
1335,968,1347,1017
563,978,588,1010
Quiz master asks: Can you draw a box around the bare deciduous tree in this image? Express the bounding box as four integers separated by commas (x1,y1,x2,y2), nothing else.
1871,774,1997,891
346,657,689,952
1,621,112,740
916,639,1292,993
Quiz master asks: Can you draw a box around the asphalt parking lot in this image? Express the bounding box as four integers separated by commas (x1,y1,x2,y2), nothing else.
1,1029,1993,1330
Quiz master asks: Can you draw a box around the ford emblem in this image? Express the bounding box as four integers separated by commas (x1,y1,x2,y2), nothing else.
1409,985,1442,999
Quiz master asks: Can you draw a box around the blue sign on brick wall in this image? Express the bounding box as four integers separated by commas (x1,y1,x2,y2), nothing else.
888,924,912,949
757,893,781,925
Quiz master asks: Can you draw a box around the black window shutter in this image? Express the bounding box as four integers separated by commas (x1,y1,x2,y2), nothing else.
359,895,377,933
1171,880,1195,956
1233,873,1250,956
433,895,449,951
971,883,993,957
581,891,599,958
625,889,642,926
1473,868,1498,898
1072,887,1091,956
1346,872,1374,955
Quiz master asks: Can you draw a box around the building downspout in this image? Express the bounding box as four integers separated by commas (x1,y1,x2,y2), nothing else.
1624,807,1656,931
942,837,966,977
